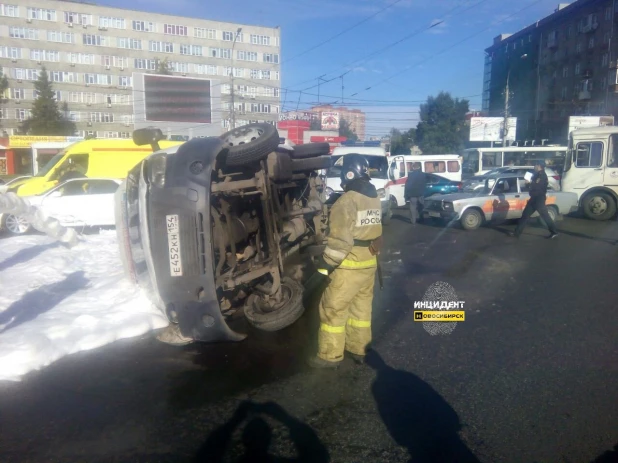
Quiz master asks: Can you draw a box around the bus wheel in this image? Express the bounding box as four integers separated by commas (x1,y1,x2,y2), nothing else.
582,192,617,221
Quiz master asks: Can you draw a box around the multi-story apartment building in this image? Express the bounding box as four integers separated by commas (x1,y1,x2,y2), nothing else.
0,0,281,138
310,104,367,141
484,0,618,143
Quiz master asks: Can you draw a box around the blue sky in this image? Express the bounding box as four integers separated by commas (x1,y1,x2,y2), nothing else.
100,0,560,137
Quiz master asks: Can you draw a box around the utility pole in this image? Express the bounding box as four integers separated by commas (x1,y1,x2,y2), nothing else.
230,27,242,130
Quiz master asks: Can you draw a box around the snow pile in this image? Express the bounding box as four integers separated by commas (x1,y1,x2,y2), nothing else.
0,192,79,247
0,231,169,382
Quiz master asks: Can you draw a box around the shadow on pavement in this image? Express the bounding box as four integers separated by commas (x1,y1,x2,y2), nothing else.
0,241,62,272
193,400,330,463
589,443,618,463
366,349,482,463
556,229,617,245
0,271,89,333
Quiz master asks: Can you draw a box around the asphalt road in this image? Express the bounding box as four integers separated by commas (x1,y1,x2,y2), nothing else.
1,212,618,463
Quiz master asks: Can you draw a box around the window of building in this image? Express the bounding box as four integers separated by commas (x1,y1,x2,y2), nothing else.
589,37,595,49
132,20,155,32
117,38,141,50
16,109,32,121
447,161,460,173
99,16,125,29
134,58,157,70
0,4,19,17
425,161,446,173
118,76,132,87
101,55,128,68
602,77,608,89
606,6,612,20
12,68,39,81
210,48,231,59
250,34,271,46
575,62,581,75
0,47,22,60
223,30,242,42
9,88,25,99
273,71,280,80
168,62,189,73
575,41,582,53
48,71,77,83
149,41,174,53
261,70,271,80
180,44,202,56
64,12,92,25
562,66,568,78
263,53,279,64
68,111,80,122
48,31,75,44
9,27,39,40
27,7,56,21
163,24,188,36
561,86,568,100
237,50,258,61
575,142,603,167
90,112,115,123
221,84,231,94
30,49,60,62
69,53,95,65
84,73,113,85
602,53,609,67
83,34,108,46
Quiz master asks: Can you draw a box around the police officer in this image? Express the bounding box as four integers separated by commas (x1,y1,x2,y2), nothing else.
509,160,559,239
308,154,383,368
404,162,426,225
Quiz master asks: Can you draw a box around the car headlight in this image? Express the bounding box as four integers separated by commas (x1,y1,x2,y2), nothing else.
146,153,167,188
325,187,334,200
377,188,386,199
443,202,454,210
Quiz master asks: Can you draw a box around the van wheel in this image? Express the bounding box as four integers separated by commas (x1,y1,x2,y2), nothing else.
582,192,616,221
460,209,482,230
220,123,280,167
243,277,304,332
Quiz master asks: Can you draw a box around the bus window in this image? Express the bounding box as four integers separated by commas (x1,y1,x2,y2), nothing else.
447,161,460,172
483,152,502,168
609,135,618,167
425,161,445,173
575,142,603,168
504,152,521,166
463,150,479,174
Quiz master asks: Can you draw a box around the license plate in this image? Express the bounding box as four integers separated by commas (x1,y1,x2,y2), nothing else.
428,211,441,218
166,215,183,277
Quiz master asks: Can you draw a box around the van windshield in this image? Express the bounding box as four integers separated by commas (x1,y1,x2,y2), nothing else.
36,152,66,177
327,154,389,179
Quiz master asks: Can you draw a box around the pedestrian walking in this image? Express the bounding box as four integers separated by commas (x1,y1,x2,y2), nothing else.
307,154,383,368
404,162,426,225
509,161,559,239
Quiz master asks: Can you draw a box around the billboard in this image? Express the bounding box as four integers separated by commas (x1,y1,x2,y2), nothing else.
278,111,316,122
469,117,517,142
321,111,340,131
143,74,211,123
568,116,614,136
133,73,221,138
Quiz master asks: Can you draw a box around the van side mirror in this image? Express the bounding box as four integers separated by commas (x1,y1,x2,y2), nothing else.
133,127,165,151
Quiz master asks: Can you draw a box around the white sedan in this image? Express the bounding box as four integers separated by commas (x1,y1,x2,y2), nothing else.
1,178,121,235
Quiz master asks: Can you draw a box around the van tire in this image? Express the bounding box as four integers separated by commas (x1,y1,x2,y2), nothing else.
220,123,280,167
291,156,332,173
291,143,331,159
243,277,304,332
582,191,617,221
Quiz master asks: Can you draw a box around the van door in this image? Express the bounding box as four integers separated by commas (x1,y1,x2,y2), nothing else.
604,134,618,191
388,156,406,206
571,141,605,192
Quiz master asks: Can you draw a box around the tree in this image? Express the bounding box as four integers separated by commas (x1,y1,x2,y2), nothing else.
0,69,8,127
339,118,358,143
19,67,76,136
156,58,172,75
415,92,469,154
389,127,416,155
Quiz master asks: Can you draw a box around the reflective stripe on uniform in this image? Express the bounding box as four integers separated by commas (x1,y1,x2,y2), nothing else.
347,318,371,328
324,246,348,262
317,269,329,276
320,323,345,334
339,256,377,269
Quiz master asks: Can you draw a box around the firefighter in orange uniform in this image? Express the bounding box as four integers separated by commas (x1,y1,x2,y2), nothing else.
308,154,383,368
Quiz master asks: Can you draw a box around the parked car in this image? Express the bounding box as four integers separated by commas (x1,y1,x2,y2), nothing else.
463,166,561,192
424,173,463,197
2,178,121,235
115,124,332,345
423,173,578,230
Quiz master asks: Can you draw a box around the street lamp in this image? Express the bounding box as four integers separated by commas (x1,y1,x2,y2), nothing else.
230,27,242,130
503,53,528,147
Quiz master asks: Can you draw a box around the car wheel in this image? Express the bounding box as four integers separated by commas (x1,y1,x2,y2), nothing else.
3,214,31,235
220,123,280,167
291,142,330,159
290,156,332,173
460,209,482,230
243,277,305,332
582,192,617,221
